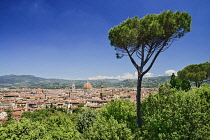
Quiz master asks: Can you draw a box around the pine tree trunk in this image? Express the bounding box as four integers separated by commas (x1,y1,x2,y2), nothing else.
136,75,143,128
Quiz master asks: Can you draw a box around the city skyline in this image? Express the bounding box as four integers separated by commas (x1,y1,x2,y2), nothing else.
0,0,209,80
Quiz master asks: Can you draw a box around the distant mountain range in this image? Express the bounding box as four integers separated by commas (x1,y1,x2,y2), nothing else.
0,75,69,84
0,74,171,89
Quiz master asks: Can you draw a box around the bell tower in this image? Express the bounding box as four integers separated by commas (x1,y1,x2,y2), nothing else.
72,84,75,92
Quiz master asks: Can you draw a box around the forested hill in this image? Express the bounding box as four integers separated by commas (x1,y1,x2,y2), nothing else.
0,75,69,84
0,75,170,89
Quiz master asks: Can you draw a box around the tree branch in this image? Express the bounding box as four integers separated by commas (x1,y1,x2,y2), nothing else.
136,50,142,59
140,44,145,72
125,48,139,70
142,39,162,67
142,40,168,76
161,38,175,52
143,50,155,67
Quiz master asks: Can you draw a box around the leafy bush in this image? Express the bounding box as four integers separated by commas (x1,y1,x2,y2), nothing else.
77,108,98,133
84,116,135,140
98,99,137,131
142,86,210,139
1,111,82,139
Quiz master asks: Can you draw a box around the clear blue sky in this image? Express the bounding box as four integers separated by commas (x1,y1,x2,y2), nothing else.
0,0,209,80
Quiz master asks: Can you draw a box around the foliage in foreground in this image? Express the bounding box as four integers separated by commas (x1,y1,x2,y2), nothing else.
0,85,209,139
142,84,210,139
0,112,81,140
83,100,137,140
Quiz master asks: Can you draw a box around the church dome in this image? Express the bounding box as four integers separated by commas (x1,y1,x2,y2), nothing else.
84,82,92,89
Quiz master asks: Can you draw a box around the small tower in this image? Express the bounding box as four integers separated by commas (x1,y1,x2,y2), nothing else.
100,81,104,100
72,84,76,92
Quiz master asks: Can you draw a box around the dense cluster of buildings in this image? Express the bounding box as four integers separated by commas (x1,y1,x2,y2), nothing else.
0,81,157,124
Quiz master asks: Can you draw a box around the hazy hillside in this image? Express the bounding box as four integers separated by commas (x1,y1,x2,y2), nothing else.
0,75,170,89
0,75,70,88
